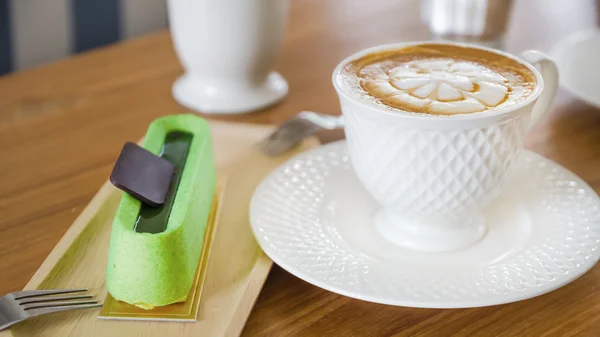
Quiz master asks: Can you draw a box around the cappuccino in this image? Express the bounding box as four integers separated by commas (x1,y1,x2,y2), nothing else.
338,44,536,115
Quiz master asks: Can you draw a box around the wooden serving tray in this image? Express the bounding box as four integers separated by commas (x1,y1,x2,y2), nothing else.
1,121,317,337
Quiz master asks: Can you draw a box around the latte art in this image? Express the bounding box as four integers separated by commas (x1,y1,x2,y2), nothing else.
362,59,512,114
339,44,536,115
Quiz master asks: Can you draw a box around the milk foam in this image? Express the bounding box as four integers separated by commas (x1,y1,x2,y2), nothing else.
339,44,536,115
360,58,516,114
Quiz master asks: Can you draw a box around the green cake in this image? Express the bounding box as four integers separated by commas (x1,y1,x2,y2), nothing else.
106,114,216,309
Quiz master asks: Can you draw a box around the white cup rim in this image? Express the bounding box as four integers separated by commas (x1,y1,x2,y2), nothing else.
331,41,544,122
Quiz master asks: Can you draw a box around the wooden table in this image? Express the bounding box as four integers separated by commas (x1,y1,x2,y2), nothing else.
1,0,599,335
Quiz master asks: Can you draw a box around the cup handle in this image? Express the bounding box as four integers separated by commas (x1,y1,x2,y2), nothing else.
520,50,559,130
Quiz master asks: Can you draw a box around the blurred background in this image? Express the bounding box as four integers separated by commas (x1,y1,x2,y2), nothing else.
0,0,168,75
0,0,598,76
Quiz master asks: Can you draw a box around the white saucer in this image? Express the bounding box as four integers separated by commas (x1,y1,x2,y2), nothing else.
250,141,600,308
551,30,600,108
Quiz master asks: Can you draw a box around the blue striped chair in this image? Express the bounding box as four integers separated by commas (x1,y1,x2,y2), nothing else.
0,0,168,75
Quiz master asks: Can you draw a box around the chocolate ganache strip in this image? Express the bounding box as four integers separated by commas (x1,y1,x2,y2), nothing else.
134,131,193,234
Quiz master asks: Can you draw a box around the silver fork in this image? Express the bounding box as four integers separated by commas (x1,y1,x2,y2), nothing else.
258,111,344,156
0,289,101,331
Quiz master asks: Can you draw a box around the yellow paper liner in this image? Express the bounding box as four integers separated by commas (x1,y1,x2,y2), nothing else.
99,183,223,322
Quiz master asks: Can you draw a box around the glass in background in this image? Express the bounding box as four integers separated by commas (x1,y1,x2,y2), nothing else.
421,0,514,50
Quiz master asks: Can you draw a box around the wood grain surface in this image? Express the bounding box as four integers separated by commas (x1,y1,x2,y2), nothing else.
1,0,599,336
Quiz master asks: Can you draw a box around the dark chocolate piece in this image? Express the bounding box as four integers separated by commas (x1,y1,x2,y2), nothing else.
134,132,193,234
110,142,174,207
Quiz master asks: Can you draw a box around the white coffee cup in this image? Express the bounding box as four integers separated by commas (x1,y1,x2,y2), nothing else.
332,42,559,252
168,0,289,114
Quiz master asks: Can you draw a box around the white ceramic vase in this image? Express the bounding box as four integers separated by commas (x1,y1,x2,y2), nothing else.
168,0,289,114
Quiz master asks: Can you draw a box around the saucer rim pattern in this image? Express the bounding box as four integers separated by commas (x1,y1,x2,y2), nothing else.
250,141,600,308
